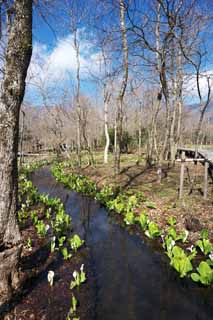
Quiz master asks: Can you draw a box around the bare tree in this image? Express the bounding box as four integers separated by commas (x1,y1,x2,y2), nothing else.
99,44,114,164
180,48,212,148
114,0,129,173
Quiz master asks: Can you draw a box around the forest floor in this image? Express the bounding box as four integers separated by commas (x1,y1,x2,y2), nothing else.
67,152,213,244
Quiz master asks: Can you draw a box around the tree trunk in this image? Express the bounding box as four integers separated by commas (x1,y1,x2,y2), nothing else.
74,29,82,167
114,117,117,171
138,102,142,159
19,110,25,168
0,0,32,306
104,92,110,164
114,0,128,174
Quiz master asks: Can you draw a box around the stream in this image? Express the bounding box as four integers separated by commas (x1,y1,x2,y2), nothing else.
32,168,213,320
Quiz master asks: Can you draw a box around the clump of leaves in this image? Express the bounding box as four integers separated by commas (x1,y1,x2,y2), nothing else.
35,220,48,238
124,211,135,225
163,235,176,253
135,210,149,230
46,207,52,219
30,210,38,225
191,261,213,285
18,205,28,224
70,264,86,289
52,204,71,235
167,226,189,243
169,245,196,278
59,236,66,247
66,294,79,320
126,195,139,211
25,237,33,251
145,221,161,239
61,247,72,260
196,229,213,255
167,216,176,226
69,234,84,252
52,163,97,196
96,185,115,204
107,194,126,213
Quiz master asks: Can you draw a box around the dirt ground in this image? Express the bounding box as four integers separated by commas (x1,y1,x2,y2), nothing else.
69,152,213,244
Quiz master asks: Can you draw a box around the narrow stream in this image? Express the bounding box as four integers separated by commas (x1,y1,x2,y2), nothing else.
32,168,213,320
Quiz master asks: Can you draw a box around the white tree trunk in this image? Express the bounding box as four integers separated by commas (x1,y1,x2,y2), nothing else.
104,99,110,164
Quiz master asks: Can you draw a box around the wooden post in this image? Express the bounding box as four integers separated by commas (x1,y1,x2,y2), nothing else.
179,151,185,199
204,161,209,200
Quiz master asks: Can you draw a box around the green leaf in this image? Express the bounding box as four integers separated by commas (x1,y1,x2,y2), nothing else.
195,261,213,285
69,234,84,252
191,273,200,282
124,211,135,225
167,216,176,226
196,239,213,255
169,246,193,278
167,227,177,239
145,221,161,238
198,261,212,276
59,236,66,247
70,294,78,314
61,247,72,260
207,259,213,267
135,211,148,230
201,229,208,240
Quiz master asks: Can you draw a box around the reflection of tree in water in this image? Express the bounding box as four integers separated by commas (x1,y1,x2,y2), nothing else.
119,228,137,319
79,196,94,241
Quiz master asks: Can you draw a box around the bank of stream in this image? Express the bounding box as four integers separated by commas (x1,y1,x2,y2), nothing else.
31,167,213,320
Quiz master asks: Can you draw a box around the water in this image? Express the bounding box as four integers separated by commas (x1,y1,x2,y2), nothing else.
32,168,213,320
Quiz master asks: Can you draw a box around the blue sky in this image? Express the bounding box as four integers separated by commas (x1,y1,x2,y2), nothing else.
25,2,101,106
25,0,213,107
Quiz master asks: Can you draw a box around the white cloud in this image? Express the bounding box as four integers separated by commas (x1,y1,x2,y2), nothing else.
183,70,213,102
27,32,101,88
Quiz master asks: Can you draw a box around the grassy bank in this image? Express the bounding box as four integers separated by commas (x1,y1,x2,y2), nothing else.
51,155,213,286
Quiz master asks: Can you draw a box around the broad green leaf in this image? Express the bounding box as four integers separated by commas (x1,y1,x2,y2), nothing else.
191,273,200,282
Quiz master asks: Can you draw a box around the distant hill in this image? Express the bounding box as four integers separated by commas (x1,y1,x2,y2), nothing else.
186,101,213,112
185,101,213,123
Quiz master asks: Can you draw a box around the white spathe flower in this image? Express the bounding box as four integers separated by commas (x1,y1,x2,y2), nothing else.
73,270,78,280
80,264,84,272
45,224,50,232
168,240,175,251
209,252,213,261
47,270,54,286
186,245,194,252
183,230,189,242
